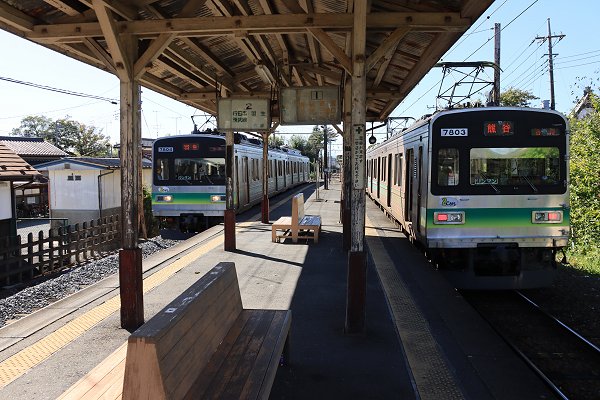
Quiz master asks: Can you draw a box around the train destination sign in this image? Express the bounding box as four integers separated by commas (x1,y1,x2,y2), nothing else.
217,98,271,131
280,86,341,125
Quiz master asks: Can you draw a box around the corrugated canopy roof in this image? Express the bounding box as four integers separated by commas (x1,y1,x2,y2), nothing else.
0,0,493,122
0,142,42,181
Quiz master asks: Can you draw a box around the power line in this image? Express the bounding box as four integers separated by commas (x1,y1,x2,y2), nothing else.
0,76,118,104
463,0,541,61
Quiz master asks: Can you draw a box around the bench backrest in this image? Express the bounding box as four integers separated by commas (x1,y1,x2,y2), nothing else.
292,193,305,226
123,262,242,400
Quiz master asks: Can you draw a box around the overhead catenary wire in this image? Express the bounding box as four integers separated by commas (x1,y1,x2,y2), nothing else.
0,75,118,104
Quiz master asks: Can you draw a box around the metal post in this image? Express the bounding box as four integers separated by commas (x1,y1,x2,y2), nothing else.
493,23,501,106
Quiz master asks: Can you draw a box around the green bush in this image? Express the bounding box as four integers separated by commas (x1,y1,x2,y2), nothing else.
142,185,159,237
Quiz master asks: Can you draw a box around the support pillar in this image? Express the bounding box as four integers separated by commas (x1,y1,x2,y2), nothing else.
118,36,143,331
261,132,270,224
345,1,368,334
343,77,353,251
224,130,236,251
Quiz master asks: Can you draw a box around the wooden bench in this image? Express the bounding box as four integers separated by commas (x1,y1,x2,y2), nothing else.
271,193,322,243
123,262,291,400
60,262,291,400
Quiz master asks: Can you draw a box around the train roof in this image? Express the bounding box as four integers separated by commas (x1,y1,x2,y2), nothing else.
369,106,569,152
153,133,308,159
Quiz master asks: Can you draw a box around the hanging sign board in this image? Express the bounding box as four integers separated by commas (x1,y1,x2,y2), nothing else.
280,86,341,125
217,98,271,131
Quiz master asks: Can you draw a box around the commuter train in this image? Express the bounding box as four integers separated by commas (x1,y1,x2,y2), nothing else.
152,132,309,234
366,107,570,289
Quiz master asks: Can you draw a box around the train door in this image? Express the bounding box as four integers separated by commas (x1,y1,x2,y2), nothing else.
416,146,423,233
376,157,381,199
405,148,413,222
235,155,240,208
387,153,392,207
240,156,249,206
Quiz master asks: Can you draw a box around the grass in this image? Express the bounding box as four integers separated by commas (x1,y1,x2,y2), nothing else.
565,244,600,275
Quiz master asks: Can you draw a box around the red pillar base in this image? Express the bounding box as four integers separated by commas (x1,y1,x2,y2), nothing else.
345,250,367,334
224,209,236,251
119,248,144,331
261,195,270,224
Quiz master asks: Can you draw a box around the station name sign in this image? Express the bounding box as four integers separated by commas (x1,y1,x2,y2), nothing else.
217,98,271,131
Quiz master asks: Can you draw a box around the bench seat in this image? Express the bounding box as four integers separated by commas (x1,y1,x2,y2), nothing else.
272,193,321,244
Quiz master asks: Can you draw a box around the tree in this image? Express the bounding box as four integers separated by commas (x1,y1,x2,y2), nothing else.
568,91,600,246
10,115,110,156
269,133,285,147
499,88,539,107
288,134,319,163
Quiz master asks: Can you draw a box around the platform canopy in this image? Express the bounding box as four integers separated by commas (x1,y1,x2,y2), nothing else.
0,0,493,122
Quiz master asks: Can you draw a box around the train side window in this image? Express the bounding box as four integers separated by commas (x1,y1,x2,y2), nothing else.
437,148,459,186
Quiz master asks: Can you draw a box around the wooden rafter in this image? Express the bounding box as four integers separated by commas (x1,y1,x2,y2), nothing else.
42,0,81,17
91,0,131,81
83,37,117,75
307,28,352,74
0,2,35,31
366,26,409,73
134,33,176,80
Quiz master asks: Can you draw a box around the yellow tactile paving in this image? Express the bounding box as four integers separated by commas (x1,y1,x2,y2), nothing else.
365,215,464,400
0,234,224,388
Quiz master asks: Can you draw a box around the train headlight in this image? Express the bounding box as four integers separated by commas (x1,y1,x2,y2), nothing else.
532,210,563,223
156,195,173,202
434,211,465,224
211,195,226,202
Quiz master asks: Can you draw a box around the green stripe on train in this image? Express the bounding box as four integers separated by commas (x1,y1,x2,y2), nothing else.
152,192,224,205
427,207,570,228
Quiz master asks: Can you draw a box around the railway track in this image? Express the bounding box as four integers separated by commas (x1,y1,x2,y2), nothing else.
462,289,600,400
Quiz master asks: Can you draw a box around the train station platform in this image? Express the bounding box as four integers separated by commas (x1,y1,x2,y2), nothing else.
0,181,556,400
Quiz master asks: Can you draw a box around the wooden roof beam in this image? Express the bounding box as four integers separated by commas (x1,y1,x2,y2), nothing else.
29,13,470,39
307,28,352,74
91,0,131,81
83,38,118,74
134,33,176,80
0,2,36,31
43,0,81,17
366,26,409,73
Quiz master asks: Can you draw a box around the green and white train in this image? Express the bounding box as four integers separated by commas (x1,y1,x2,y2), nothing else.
366,107,569,289
152,132,309,235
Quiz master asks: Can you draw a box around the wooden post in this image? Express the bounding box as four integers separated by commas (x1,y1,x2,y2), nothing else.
118,35,144,331
261,132,270,224
346,2,368,334
343,77,352,251
224,130,236,251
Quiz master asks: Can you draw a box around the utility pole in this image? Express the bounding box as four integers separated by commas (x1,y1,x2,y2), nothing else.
322,125,329,190
493,23,501,105
536,19,565,110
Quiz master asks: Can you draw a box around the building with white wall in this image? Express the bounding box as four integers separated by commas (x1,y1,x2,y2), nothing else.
36,157,152,224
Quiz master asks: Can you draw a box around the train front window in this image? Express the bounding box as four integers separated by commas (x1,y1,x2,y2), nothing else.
173,157,226,185
470,147,560,189
437,148,459,186
155,158,170,182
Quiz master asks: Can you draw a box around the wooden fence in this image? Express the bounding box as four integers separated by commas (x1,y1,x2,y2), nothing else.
0,215,120,286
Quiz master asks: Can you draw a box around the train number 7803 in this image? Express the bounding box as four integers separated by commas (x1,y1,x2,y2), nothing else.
440,128,468,137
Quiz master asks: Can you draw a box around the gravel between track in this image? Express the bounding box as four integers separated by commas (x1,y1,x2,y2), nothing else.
0,237,180,328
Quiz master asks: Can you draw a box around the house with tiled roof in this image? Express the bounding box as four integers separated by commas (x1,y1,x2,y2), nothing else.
36,157,152,224
0,142,42,239
0,136,68,166
0,136,69,217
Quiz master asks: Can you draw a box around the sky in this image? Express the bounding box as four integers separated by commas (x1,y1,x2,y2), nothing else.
0,0,598,155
